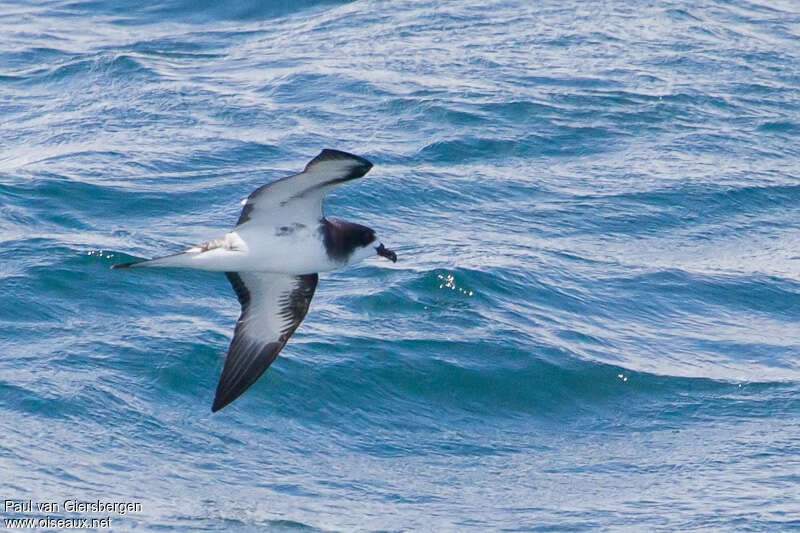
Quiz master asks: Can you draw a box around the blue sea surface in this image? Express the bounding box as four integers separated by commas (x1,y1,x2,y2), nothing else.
2,0,800,530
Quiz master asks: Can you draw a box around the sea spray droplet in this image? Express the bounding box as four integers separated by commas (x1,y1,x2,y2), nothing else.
435,272,474,297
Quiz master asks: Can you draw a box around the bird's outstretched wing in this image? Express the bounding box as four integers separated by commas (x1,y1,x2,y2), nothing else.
212,271,318,412
237,149,373,227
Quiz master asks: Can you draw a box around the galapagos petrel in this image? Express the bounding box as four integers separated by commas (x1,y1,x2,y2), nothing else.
113,149,397,412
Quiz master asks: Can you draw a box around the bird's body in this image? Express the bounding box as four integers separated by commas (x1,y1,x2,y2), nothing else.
137,219,374,274
113,149,396,412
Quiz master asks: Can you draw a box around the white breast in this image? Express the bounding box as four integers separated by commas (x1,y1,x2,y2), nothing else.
235,223,340,274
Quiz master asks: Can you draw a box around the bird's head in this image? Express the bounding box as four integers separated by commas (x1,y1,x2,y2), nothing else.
347,229,397,265
323,219,397,266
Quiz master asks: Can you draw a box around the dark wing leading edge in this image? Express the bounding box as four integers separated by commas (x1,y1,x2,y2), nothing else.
236,149,373,227
212,271,318,412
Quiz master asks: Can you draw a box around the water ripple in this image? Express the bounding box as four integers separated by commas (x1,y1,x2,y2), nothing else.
2,0,800,530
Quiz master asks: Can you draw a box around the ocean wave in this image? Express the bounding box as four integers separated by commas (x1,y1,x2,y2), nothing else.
54,0,350,24
2,0,800,528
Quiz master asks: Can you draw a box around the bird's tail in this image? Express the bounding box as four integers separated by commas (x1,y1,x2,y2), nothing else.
110,259,145,269
111,234,238,271
111,250,196,270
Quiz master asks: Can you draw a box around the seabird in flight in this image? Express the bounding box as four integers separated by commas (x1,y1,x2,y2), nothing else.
112,149,397,412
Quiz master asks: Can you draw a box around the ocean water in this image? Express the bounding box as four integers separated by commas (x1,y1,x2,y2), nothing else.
2,0,800,530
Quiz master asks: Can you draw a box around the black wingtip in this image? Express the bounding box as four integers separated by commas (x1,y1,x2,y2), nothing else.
210,378,251,413
306,149,373,179
211,381,234,412
210,339,285,414
211,397,225,413
319,148,372,167
211,380,243,412
111,261,136,269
